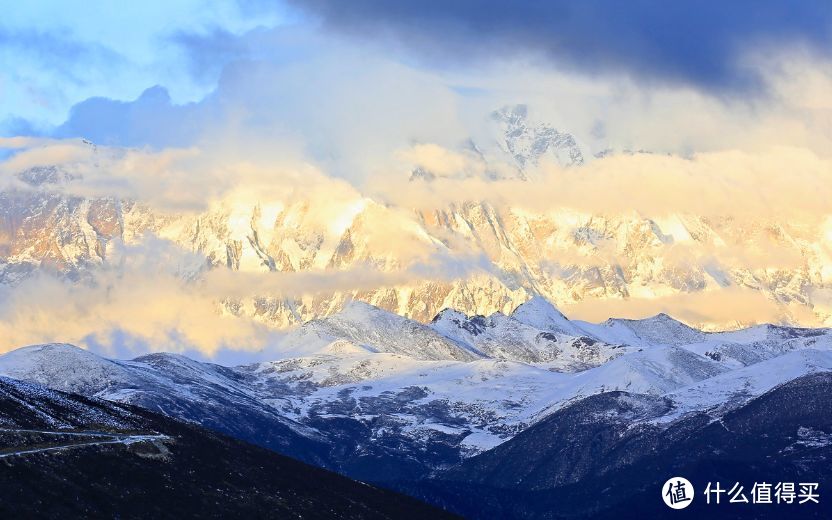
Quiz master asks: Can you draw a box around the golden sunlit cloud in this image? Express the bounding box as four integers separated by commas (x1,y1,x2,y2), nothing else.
2,47,832,358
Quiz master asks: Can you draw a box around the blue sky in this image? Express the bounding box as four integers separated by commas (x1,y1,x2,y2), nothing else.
0,1,288,132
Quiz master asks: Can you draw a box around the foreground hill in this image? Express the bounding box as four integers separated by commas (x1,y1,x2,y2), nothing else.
0,376,454,519
0,343,332,467
415,372,832,519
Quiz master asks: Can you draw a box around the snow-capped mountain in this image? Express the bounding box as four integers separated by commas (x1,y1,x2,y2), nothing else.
280,301,481,361
430,372,832,518
3,113,832,337
509,295,588,336
1,299,831,486
429,307,627,368
0,343,331,466
488,104,586,169
5,186,830,332
660,348,832,422
0,375,447,519
0,374,146,431
575,312,707,347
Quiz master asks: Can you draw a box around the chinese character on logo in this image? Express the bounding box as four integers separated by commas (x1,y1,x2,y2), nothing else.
798,483,820,504
704,482,726,505
752,482,772,504
662,477,694,510
729,482,749,504
776,482,796,504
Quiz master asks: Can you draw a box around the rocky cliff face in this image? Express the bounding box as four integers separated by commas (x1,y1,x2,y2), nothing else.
2,184,829,330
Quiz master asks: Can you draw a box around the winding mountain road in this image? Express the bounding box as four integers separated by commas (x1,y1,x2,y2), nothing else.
0,430,170,459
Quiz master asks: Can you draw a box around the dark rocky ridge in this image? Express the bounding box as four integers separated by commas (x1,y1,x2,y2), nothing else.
0,376,456,519
404,373,832,519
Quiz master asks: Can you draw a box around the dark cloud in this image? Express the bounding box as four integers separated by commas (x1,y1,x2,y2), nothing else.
52,86,208,148
287,0,832,93
42,51,468,171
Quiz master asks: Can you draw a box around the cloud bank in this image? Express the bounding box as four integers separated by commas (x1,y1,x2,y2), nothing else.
379,146,832,220
0,235,489,356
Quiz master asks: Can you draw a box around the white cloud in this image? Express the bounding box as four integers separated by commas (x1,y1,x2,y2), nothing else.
0,235,489,355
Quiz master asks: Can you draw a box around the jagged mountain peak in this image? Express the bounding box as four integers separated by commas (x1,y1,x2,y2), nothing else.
0,343,139,397
608,311,701,330
510,295,584,337
513,294,564,314
430,302,626,368
281,301,482,361
644,312,681,322
592,312,707,346
489,104,585,168
431,308,492,338
332,300,448,333
430,307,467,323
605,312,695,329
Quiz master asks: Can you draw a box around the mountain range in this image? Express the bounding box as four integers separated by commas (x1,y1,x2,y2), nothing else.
2,106,831,516
0,297,830,517
2,107,830,337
